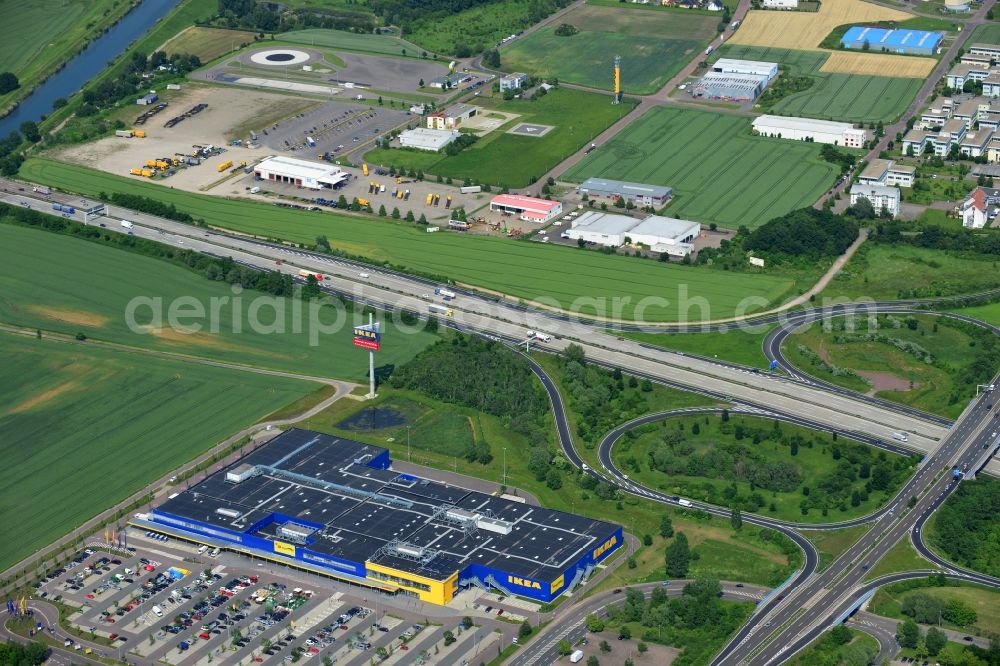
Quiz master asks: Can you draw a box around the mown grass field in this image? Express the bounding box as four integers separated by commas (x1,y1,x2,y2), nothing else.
822,243,1000,301
0,222,435,380
303,384,800,587
280,28,430,57
20,158,796,322
782,313,980,419
0,0,135,112
613,414,915,523
717,44,922,123
563,106,838,229
620,327,773,368
502,4,714,94
365,87,637,187
806,524,872,572
0,333,315,571
863,539,930,582
159,26,259,62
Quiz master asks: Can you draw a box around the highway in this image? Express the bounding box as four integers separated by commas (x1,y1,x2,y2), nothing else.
0,183,952,457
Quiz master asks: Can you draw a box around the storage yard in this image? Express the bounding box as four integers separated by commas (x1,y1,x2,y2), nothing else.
136,429,623,605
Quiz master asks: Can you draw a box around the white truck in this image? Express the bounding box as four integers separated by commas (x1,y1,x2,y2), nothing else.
435,287,457,300
678,498,693,507
459,185,482,194
527,330,551,343
892,432,909,443
121,220,134,230
570,650,584,663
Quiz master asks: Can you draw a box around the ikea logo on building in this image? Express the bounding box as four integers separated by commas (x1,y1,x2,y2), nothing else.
507,575,541,590
274,541,296,557
550,574,565,595
593,535,618,560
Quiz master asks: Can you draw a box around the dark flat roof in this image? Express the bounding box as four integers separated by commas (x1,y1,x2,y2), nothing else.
156,429,619,582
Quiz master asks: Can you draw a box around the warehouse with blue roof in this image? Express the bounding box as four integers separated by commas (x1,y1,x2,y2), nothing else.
841,27,942,55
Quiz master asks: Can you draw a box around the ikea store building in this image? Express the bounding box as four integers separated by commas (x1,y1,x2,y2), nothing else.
133,429,622,605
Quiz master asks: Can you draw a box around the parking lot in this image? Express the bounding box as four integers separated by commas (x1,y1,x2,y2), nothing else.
30,531,514,666
259,101,413,158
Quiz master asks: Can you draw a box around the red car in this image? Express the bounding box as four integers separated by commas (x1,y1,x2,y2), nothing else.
199,632,210,640
143,564,155,572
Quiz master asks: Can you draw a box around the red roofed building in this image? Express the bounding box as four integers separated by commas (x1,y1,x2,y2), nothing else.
489,194,563,223
961,186,1000,228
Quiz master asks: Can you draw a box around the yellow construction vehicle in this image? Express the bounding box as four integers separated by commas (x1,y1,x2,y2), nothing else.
426,193,433,205
145,159,157,168
155,160,170,170
141,169,155,177
217,160,234,172
362,163,369,177
130,168,144,176
133,130,146,138
357,198,370,207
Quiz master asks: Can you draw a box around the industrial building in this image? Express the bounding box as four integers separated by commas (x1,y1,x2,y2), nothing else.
691,72,767,101
136,93,159,105
253,156,350,190
426,104,479,130
489,194,562,222
841,27,942,55
135,429,622,605
398,128,460,151
850,183,900,216
566,211,700,255
711,58,778,82
577,178,673,207
752,115,869,147
499,72,529,91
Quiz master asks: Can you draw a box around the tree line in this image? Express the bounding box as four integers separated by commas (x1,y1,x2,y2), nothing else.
102,192,200,225
930,478,1000,578
215,0,375,33
0,640,48,666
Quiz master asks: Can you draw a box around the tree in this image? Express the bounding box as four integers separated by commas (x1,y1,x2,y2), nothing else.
0,72,18,94
587,657,600,666
637,642,648,653
618,626,631,640
659,515,674,538
391,207,400,219
925,627,947,656
897,618,921,648
519,620,533,639
665,532,690,577
378,204,387,216
545,468,563,490
20,121,40,143
462,616,473,629
599,640,611,653
418,78,424,87
565,343,586,364
730,506,743,530
943,599,977,626
556,639,572,655
830,625,852,645
442,630,455,646
586,613,605,632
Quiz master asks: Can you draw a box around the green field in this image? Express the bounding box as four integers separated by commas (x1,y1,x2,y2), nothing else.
502,4,716,94
406,0,534,56
563,106,839,229
612,414,917,523
781,313,983,419
822,243,1000,302
0,222,435,380
365,87,637,187
0,0,136,112
280,29,432,57
806,524,872,572
862,539,930,581
20,158,796,322
968,22,1000,46
0,333,314,570
620,326,773,368
787,628,878,666
871,580,1000,635
716,45,923,123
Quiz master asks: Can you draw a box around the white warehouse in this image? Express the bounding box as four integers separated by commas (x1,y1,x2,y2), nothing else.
254,155,350,190
566,212,700,255
752,115,869,147
711,58,779,82
398,128,459,151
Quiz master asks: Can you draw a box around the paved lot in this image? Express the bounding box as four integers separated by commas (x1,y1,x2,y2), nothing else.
259,101,413,157
507,122,554,137
32,535,515,666
332,52,451,95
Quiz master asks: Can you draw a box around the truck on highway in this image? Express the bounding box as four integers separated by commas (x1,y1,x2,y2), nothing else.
892,432,909,442
435,287,456,300
428,304,453,317
570,650,584,663
52,203,75,214
526,330,551,343
677,498,693,507
121,220,134,230
33,186,51,195
298,269,324,281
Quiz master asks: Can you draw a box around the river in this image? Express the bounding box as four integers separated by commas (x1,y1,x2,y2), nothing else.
0,0,181,137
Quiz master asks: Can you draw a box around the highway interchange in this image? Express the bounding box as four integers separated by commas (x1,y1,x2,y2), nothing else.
4,182,1000,664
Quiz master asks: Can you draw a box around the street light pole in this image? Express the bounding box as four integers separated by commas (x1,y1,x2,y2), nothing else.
503,448,507,488
407,426,411,462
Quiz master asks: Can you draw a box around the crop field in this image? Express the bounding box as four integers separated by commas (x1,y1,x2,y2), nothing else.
0,333,314,571
366,88,637,187
280,28,429,57
159,26,260,63
502,5,715,94
19,159,796,322
717,44,922,123
563,107,838,229
0,0,135,111
820,51,935,78
968,22,1000,46
0,222,436,380
730,0,911,50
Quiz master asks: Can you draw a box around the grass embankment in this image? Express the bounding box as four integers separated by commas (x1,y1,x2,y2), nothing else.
0,0,137,114
0,221,435,381
781,313,987,419
18,158,797,323
862,538,931,582
821,243,1000,302
563,106,839,230
786,627,879,666
805,524,872,572
611,413,917,523
303,382,800,588
364,87,637,188
280,28,431,57
502,4,716,94
620,327,772,369
0,333,315,571
870,580,1000,636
